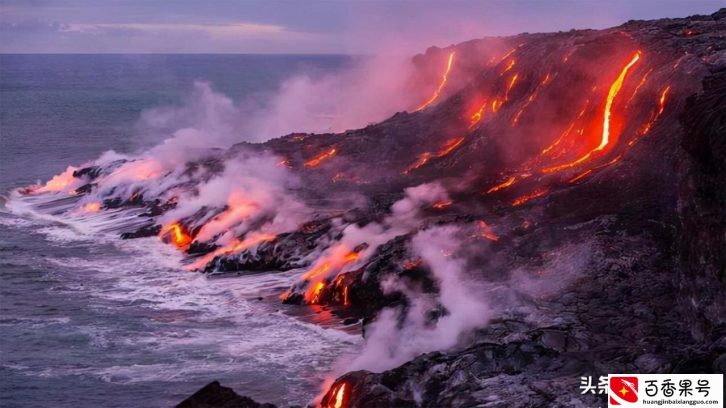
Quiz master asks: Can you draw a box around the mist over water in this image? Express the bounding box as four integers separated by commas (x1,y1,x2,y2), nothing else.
0,54,361,407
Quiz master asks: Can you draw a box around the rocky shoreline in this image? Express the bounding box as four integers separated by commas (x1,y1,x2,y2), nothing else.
177,9,725,408
13,8,725,408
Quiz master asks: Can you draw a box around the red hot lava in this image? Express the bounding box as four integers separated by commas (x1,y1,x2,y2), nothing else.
415,51,456,111
160,222,193,249
305,148,337,168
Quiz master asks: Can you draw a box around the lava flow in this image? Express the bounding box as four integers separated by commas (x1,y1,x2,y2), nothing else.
301,247,361,304
322,382,348,408
415,51,456,111
404,152,432,174
436,137,465,157
639,85,671,135
160,222,193,249
478,220,499,241
512,72,552,126
542,51,641,174
34,166,79,194
187,233,277,270
512,188,549,207
469,101,488,128
82,202,101,213
485,176,516,194
404,136,465,174
305,148,337,168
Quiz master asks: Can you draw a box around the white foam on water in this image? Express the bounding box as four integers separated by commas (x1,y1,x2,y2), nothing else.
3,193,361,405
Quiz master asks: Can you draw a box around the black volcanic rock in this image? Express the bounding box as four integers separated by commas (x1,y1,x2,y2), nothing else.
99,8,721,407
308,9,726,408
677,66,726,340
176,381,276,408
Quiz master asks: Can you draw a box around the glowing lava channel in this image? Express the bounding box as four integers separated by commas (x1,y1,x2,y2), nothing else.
542,51,641,174
305,148,337,168
415,51,456,112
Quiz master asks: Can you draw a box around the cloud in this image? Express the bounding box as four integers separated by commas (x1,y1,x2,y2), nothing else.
59,22,286,37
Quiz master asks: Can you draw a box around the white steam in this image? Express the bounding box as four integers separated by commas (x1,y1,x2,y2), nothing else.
346,225,492,373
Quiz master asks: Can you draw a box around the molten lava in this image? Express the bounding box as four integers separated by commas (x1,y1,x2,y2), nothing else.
491,99,503,112
469,101,488,128
512,72,552,126
540,98,590,156
323,382,347,408
432,200,453,209
35,166,79,194
415,51,456,112
640,85,671,135
82,202,101,213
436,137,465,157
500,59,516,76
657,85,670,116
542,51,641,173
478,220,499,241
403,259,422,270
302,247,361,303
343,286,350,306
404,136,464,174
504,73,519,100
404,152,432,174
512,188,549,207
305,148,337,168
308,281,327,304
625,68,653,107
195,193,258,242
160,222,192,249
598,52,641,151
568,169,593,183
485,176,516,194
187,233,277,270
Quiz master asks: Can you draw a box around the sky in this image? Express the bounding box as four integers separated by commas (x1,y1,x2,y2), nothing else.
0,0,722,54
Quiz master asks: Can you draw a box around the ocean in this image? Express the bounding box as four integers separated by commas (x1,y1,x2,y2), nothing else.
0,54,360,407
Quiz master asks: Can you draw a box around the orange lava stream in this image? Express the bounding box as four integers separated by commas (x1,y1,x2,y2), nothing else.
432,200,453,209
469,101,488,128
497,48,516,64
504,73,519,100
512,72,552,126
415,51,456,111
540,98,591,156
597,52,641,151
639,85,671,135
34,166,79,194
324,382,347,408
82,202,101,213
404,152,432,174
307,281,327,304
542,51,641,174
343,286,350,306
625,68,653,107
436,137,465,157
303,249,360,303
160,223,192,249
485,176,517,194
657,85,670,116
568,169,593,183
491,99,503,112
478,220,500,241
512,188,549,207
404,136,464,174
500,59,516,76
305,148,337,168
303,250,360,282
188,233,277,270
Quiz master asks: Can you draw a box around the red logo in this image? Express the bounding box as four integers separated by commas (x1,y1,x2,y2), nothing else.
610,377,639,405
